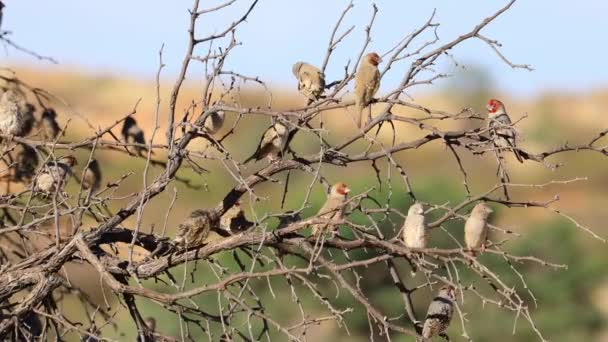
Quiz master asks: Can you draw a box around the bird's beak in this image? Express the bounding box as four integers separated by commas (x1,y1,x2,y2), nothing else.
486,104,493,112
344,187,351,194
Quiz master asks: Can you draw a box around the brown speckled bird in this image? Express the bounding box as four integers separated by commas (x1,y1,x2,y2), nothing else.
486,98,523,163
39,108,61,141
311,182,350,236
464,202,493,256
354,52,381,127
82,159,102,192
421,285,456,341
402,203,427,249
292,62,325,103
174,209,218,248
220,201,253,233
244,122,289,163
0,88,26,138
35,155,77,193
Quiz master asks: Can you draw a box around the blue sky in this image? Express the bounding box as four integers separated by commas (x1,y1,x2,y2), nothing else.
3,1,607,96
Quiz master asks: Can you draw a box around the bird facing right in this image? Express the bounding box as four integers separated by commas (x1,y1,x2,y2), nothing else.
0,88,26,138
354,52,382,128
421,285,456,341
486,98,523,163
82,159,102,193
311,182,350,236
201,109,225,135
243,122,289,163
174,209,218,248
402,203,427,249
464,202,493,256
292,62,325,103
121,116,147,155
35,155,77,193
39,108,61,141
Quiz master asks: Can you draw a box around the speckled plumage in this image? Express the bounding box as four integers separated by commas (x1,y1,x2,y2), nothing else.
421,285,456,341
174,209,218,247
35,156,77,193
0,88,25,136
311,183,350,236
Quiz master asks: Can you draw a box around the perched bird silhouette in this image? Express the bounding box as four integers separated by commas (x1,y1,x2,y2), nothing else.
464,202,493,256
18,103,36,137
402,203,427,249
420,285,456,341
174,209,218,248
292,62,325,103
121,117,148,156
38,108,61,141
311,182,350,236
354,52,382,127
82,159,102,193
0,88,26,138
486,98,523,163
12,143,38,183
220,201,253,233
244,122,289,163
35,155,77,193
201,109,225,135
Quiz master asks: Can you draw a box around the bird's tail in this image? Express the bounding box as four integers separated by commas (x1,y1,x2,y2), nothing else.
355,101,365,128
243,152,257,164
513,148,523,163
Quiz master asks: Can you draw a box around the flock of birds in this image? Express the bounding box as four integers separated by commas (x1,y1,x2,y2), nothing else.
0,52,525,340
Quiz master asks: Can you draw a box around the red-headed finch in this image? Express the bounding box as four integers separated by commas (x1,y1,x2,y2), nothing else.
421,285,456,341
354,52,381,127
244,122,289,163
464,202,493,256
292,62,325,103
486,98,523,163
311,182,350,236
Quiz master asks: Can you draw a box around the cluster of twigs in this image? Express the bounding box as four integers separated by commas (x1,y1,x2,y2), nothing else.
0,1,606,341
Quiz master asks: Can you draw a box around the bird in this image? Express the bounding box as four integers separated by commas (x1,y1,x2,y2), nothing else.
421,285,456,341
292,62,325,103
34,155,77,193
354,52,382,127
38,108,61,141
174,209,218,248
0,88,26,138
82,159,102,193
18,103,36,137
220,200,253,233
243,122,289,163
201,109,225,135
121,117,148,156
464,202,493,256
311,182,350,236
402,203,427,249
12,143,38,183
486,98,523,163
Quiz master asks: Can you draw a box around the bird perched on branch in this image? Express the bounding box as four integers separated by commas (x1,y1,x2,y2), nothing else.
12,143,38,183
292,62,325,103
354,52,381,127
0,88,26,139
244,122,289,163
35,155,77,193
174,209,218,248
201,109,225,135
19,103,36,137
311,182,350,236
402,203,428,249
486,98,523,163
82,159,102,193
464,202,493,256
220,200,253,234
420,285,456,341
121,117,148,156
38,108,61,141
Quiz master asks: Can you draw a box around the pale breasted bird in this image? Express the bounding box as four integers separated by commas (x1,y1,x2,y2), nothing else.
244,122,289,163
0,88,26,138
354,52,381,127
174,209,218,248
486,98,523,163
201,109,225,135
35,155,77,193
38,108,61,141
220,200,253,233
82,159,102,192
402,203,427,249
292,62,325,103
121,116,147,155
12,143,38,183
464,202,493,256
421,285,456,341
311,182,350,236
